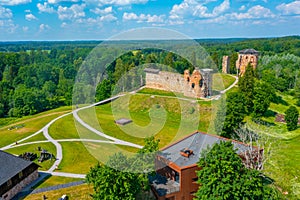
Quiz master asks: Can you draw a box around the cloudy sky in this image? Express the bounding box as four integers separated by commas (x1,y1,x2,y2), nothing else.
0,0,299,40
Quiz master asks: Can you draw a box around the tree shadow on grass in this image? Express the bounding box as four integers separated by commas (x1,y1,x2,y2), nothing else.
252,117,276,127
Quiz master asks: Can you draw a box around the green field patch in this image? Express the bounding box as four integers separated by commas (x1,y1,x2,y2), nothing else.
19,132,47,144
0,106,71,129
5,142,56,171
137,88,177,97
23,184,92,200
33,175,83,190
212,73,236,91
0,108,71,148
78,93,214,148
270,93,300,114
49,115,80,139
264,136,300,199
58,142,98,174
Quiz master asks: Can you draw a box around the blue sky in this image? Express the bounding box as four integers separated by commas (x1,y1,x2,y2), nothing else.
0,0,299,40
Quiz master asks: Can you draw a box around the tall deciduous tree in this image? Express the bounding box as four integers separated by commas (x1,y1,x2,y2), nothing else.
252,81,274,117
219,92,246,139
195,141,280,200
86,153,140,200
285,106,299,131
86,136,160,199
238,64,257,114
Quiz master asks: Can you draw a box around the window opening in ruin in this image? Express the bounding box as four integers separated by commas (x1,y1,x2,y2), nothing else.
187,77,190,82
192,83,195,88
199,79,203,87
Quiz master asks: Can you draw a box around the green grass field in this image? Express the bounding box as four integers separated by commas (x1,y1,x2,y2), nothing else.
49,113,108,141
57,141,99,174
245,91,300,199
212,73,236,91
18,132,47,144
22,184,93,200
33,175,83,189
0,107,71,147
78,93,215,148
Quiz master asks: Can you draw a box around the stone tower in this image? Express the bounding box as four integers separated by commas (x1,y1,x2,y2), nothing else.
200,69,213,97
222,56,230,74
236,49,259,76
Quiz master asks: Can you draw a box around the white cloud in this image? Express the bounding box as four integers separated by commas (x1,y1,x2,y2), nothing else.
230,5,275,20
22,26,28,32
37,2,55,13
212,0,230,16
61,22,67,27
0,0,31,5
276,1,300,15
57,4,86,20
91,6,112,15
239,5,246,11
48,0,79,4
0,6,12,18
25,13,37,21
169,0,230,23
123,12,138,20
85,0,147,6
39,23,50,32
25,9,30,13
0,19,17,33
99,13,117,22
123,12,165,23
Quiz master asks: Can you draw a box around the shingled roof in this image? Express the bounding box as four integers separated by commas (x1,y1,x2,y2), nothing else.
0,150,38,186
239,49,259,55
159,132,252,168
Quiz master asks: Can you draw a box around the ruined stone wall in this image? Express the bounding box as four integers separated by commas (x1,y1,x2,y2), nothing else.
236,54,258,76
145,71,186,93
145,68,213,98
1,170,38,200
222,56,230,74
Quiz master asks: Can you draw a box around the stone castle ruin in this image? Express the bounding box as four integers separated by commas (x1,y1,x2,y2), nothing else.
236,49,259,76
222,49,259,76
144,68,213,98
222,56,230,74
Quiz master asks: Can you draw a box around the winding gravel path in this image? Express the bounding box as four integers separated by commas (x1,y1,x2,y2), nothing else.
1,94,142,177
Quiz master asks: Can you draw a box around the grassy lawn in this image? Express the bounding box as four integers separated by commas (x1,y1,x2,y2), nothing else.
33,175,84,189
22,184,92,200
5,142,56,171
0,106,71,129
78,93,214,148
49,114,107,141
263,135,300,199
49,115,80,140
0,110,71,148
244,92,300,199
19,132,47,144
137,88,177,97
270,93,300,114
212,73,236,91
57,142,98,174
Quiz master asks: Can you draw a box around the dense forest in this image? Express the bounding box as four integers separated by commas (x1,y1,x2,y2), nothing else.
0,36,299,118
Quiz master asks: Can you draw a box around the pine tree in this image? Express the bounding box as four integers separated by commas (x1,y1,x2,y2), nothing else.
285,106,299,131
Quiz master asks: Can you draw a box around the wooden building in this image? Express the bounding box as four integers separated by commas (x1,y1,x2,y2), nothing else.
150,131,262,200
0,150,39,200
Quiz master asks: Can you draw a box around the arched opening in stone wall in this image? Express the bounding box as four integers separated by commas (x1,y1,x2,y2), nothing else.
192,83,195,89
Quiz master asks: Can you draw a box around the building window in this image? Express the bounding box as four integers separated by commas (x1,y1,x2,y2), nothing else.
7,179,12,187
192,83,195,88
19,171,23,179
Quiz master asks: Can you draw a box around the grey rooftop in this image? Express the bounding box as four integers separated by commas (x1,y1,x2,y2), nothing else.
160,132,251,168
239,49,259,55
0,150,36,186
144,68,160,74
